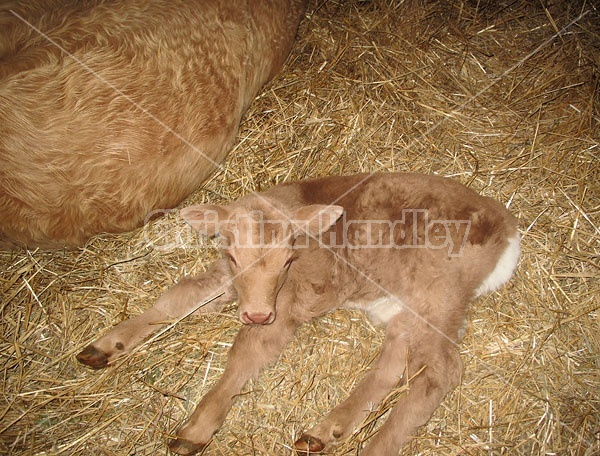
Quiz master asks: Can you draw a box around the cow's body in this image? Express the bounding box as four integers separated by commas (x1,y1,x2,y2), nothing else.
0,0,306,248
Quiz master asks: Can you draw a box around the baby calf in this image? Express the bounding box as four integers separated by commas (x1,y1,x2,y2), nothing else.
77,173,520,455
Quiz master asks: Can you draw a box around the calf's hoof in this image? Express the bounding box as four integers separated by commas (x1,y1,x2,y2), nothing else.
294,434,325,454
76,345,110,369
168,437,206,455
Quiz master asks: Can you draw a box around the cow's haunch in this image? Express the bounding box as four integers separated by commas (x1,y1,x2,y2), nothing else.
0,0,306,248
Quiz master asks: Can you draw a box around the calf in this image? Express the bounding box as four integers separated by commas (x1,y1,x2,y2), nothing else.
78,173,520,455
0,0,306,248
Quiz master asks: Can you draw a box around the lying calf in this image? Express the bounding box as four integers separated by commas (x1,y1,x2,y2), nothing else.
78,173,520,455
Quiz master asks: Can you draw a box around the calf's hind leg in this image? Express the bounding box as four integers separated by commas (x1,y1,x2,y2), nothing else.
294,316,410,453
294,317,462,455
361,331,462,456
77,259,235,369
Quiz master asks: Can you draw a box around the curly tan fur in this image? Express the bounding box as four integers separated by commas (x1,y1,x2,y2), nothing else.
0,0,306,248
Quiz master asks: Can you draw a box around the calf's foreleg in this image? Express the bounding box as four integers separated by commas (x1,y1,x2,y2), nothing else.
77,259,235,369
169,311,302,455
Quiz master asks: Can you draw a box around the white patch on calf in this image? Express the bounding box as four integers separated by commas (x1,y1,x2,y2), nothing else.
346,296,405,325
475,232,521,297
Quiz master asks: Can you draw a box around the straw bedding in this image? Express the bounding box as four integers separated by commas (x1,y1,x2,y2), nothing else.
1,0,598,454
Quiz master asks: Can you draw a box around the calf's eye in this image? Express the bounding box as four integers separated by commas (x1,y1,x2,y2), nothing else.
228,255,238,267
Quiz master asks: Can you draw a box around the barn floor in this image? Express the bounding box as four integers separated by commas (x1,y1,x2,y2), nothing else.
1,1,599,455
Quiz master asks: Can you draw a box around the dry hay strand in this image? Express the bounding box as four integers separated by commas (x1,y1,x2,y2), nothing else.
1,0,599,454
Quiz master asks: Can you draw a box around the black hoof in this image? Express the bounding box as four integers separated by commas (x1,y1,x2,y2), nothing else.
76,345,110,369
294,434,325,454
168,437,206,455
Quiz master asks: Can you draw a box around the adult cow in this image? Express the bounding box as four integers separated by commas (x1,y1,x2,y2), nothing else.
0,0,306,248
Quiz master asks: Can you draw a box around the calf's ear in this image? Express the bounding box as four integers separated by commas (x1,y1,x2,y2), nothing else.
180,205,230,237
292,204,344,236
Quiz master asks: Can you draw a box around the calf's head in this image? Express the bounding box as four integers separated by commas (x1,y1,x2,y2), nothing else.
181,200,343,325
